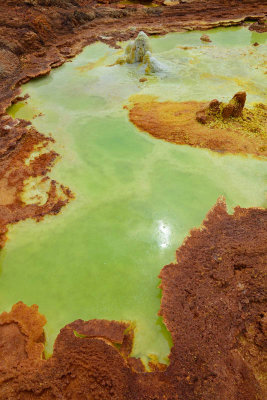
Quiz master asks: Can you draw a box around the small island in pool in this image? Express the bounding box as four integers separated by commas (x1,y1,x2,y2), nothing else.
128,91,266,157
0,1,266,399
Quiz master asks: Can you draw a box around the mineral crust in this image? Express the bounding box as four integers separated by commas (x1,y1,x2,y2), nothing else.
0,0,266,246
129,95,267,156
0,199,266,399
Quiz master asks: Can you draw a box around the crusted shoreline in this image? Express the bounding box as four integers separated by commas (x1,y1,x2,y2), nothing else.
1,0,266,113
0,199,266,399
128,96,267,157
0,1,266,245
0,1,266,399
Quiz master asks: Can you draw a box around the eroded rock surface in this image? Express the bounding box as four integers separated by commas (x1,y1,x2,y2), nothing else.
196,91,247,124
0,200,266,399
159,199,267,400
0,0,266,112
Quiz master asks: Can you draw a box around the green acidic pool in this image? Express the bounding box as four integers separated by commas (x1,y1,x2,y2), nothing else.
2,26,266,364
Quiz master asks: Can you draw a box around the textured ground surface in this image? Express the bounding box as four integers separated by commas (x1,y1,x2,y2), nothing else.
128,96,267,156
0,199,266,399
0,1,266,398
1,0,266,112
0,114,73,248
0,0,266,247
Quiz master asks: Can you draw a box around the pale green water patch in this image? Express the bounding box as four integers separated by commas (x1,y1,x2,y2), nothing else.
2,27,267,363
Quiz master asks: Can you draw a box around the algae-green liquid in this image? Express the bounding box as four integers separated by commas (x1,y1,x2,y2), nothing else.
2,27,266,364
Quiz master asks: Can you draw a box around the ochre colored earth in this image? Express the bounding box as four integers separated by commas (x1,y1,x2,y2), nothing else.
128,96,267,156
0,199,266,399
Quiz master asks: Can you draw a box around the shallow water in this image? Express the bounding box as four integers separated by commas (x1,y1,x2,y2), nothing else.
2,27,266,363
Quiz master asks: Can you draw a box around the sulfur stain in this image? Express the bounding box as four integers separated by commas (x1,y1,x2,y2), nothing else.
200,72,267,98
128,96,267,157
76,54,109,72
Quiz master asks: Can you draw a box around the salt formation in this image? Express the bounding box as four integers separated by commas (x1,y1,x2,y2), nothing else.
125,31,152,64
143,51,165,74
117,31,165,75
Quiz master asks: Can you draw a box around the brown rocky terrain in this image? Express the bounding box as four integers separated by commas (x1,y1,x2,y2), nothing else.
0,0,266,246
0,199,266,399
0,1,266,398
0,0,266,113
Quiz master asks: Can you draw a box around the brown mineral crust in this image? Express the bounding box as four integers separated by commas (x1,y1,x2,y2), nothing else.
222,91,246,119
0,114,73,248
200,33,211,42
0,200,266,399
11,93,30,105
0,310,136,400
127,356,146,372
148,359,168,372
129,97,267,156
0,302,46,368
249,19,267,33
196,92,247,122
159,198,267,399
61,318,132,343
0,1,266,113
0,0,266,246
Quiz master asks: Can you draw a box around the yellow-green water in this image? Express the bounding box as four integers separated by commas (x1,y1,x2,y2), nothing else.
2,27,266,364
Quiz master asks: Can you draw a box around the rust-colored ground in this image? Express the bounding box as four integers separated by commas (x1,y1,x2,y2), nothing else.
0,199,266,399
0,1,266,398
0,114,73,248
1,0,266,113
0,0,266,247
128,97,267,156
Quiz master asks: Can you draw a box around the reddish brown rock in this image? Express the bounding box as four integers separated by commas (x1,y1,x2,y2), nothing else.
221,91,246,119
159,199,267,399
196,98,221,123
249,19,267,33
200,33,211,42
196,91,246,124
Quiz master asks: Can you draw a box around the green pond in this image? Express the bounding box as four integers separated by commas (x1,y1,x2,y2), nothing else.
2,26,267,364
